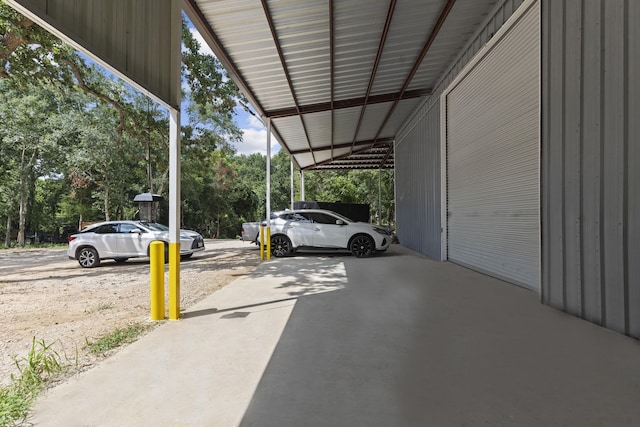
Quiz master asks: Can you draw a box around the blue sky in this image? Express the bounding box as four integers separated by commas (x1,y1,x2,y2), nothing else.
79,22,279,157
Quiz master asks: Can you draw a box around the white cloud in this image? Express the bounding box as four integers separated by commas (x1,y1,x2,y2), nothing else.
248,114,264,128
237,128,280,156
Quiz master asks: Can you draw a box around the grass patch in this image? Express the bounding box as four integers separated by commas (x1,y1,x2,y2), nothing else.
95,302,115,311
0,338,65,426
0,242,67,250
86,323,151,356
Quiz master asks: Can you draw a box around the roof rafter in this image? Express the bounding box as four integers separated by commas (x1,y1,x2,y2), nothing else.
265,88,430,119
260,0,317,166
350,0,397,156
305,140,394,170
183,0,300,167
376,0,457,167
288,138,393,155
329,0,336,162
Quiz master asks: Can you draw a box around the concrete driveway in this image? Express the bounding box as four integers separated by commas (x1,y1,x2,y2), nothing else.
31,244,640,426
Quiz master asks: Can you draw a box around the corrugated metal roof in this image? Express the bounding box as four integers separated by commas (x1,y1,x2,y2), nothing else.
184,0,499,170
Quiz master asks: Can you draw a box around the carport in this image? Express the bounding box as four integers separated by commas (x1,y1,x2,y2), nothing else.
5,1,640,423
6,0,639,381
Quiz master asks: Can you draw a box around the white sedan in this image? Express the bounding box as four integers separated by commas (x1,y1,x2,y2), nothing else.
67,221,205,268
268,209,392,258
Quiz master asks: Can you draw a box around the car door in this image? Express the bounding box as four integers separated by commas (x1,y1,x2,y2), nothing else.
307,212,348,248
116,223,147,256
92,223,119,256
278,213,314,247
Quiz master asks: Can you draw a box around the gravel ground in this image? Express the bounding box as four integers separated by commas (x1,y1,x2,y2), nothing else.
0,239,261,387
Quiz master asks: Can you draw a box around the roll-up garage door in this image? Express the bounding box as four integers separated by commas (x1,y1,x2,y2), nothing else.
444,0,540,290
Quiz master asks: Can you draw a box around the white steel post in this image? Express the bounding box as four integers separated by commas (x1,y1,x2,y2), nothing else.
290,159,294,209
266,118,272,259
168,108,181,320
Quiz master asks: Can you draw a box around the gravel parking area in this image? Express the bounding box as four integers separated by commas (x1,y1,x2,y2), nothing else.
0,239,260,386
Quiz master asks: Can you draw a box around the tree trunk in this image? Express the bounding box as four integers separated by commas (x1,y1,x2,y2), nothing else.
5,213,11,247
17,175,27,247
17,146,37,247
103,186,110,221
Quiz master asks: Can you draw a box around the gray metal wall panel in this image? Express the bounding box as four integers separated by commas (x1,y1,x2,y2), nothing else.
12,0,180,108
542,0,640,338
446,1,540,290
395,102,441,260
395,0,529,262
629,0,640,338
580,0,604,325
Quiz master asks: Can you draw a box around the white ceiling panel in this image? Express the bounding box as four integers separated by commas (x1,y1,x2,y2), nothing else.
186,0,500,170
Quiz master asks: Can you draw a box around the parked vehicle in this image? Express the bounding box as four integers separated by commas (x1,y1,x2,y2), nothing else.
241,221,261,244
267,209,393,258
67,221,205,268
241,213,278,244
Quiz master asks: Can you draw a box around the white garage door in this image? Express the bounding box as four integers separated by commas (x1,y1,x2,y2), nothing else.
444,0,540,290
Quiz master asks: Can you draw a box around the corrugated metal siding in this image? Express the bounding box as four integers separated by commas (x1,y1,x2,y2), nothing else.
198,0,295,112
395,102,441,260
268,0,331,106
395,0,530,261
423,0,527,99
333,0,390,100
446,0,540,289
12,0,180,108
541,0,640,338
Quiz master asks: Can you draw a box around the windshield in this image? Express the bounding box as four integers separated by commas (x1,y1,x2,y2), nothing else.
328,211,353,223
140,222,169,231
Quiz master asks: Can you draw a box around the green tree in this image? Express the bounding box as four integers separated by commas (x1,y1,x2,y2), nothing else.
0,81,67,245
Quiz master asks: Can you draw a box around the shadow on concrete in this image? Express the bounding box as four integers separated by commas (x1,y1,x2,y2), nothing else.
238,246,640,427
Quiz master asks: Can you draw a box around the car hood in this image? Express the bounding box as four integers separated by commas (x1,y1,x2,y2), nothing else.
152,229,201,239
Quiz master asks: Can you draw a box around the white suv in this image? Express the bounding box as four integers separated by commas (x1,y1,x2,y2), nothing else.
67,221,205,268
268,209,392,258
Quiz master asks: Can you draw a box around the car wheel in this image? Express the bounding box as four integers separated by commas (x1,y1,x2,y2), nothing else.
181,253,193,259
350,234,375,258
114,258,128,263
78,247,100,268
271,235,292,257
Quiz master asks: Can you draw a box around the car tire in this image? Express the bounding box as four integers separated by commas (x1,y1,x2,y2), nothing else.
349,234,375,258
181,253,193,259
78,247,100,268
271,235,292,257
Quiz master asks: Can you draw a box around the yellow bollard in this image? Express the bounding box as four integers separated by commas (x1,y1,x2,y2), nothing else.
259,225,265,261
168,242,181,320
149,241,165,320
266,226,271,260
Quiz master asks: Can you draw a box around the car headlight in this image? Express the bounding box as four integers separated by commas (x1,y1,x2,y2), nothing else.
373,226,391,235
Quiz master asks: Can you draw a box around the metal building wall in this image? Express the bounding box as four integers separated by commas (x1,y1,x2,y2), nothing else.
541,0,640,338
395,101,441,260
9,0,181,109
395,0,526,260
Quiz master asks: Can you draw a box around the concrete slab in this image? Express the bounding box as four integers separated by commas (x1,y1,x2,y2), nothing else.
30,245,640,426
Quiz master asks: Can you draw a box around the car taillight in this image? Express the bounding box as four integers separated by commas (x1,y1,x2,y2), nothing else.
68,236,76,242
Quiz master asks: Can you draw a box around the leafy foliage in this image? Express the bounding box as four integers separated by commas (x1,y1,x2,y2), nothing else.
0,4,395,247
0,338,65,426
85,324,152,356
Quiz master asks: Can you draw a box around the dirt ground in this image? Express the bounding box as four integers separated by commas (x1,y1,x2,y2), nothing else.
0,239,260,387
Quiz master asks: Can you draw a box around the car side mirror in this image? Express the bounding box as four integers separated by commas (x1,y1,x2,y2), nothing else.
130,229,142,234
336,219,345,225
